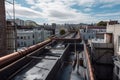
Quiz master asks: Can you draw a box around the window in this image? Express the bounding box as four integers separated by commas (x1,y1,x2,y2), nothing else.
17,36,19,39
28,36,30,39
89,36,91,39
21,36,23,39
24,36,26,40
33,40,35,44
17,43,20,47
24,42,26,46
21,42,23,45
33,34,34,38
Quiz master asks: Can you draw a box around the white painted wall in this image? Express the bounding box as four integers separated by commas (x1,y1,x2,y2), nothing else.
17,30,35,47
107,24,120,55
80,29,96,40
17,29,52,48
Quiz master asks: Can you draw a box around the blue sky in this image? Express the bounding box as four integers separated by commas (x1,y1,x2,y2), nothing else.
5,0,120,24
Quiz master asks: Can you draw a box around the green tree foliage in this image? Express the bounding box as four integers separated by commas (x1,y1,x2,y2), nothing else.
97,21,107,26
60,29,66,35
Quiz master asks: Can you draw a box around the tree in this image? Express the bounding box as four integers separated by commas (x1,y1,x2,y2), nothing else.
97,21,107,26
60,29,66,35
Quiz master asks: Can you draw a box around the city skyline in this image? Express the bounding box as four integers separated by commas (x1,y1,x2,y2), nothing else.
5,0,120,24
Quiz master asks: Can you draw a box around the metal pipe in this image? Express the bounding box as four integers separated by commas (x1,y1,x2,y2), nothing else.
0,39,52,68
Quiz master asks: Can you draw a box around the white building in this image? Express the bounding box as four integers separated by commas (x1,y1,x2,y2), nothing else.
17,28,52,48
106,21,120,80
55,26,60,37
80,26,105,40
17,29,36,48
44,30,52,40
106,23,120,55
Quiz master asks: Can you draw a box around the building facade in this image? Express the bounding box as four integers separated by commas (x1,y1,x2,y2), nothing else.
80,26,106,40
7,18,25,26
17,29,35,48
17,28,52,48
106,21,120,80
106,23,120,55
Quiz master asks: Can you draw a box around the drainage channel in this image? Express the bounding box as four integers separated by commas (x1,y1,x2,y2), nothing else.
54,44,84,80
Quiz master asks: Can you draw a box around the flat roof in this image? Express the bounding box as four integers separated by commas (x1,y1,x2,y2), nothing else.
13,43,65,80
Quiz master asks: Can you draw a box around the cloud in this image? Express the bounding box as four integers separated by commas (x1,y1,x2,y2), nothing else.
100,4,115,8
100,3,120,8
95,12,120,17
25,0,120,9
5,0,120,24
99,0,119,3
84,8,92,12
25,0,36,5
23,0,96,23
77,0,95,7
5,3,42,19
99,0,120,8
48,10,76,19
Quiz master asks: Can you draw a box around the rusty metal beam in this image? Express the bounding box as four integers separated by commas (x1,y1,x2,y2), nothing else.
0,39,52,68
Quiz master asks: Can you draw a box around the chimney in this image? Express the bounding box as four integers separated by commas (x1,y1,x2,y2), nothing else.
0,0,7,56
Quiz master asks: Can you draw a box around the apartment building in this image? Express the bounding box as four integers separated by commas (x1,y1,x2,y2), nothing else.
7,18,25,26
80,26,106,40
106,22,120,55
106,21,120,80
17,28,52,48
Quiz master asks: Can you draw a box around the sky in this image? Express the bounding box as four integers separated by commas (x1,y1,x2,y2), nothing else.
5,0,120,24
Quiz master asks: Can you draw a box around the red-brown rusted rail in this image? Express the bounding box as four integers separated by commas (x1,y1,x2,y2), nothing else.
84,43,94,80
52,31,81,41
